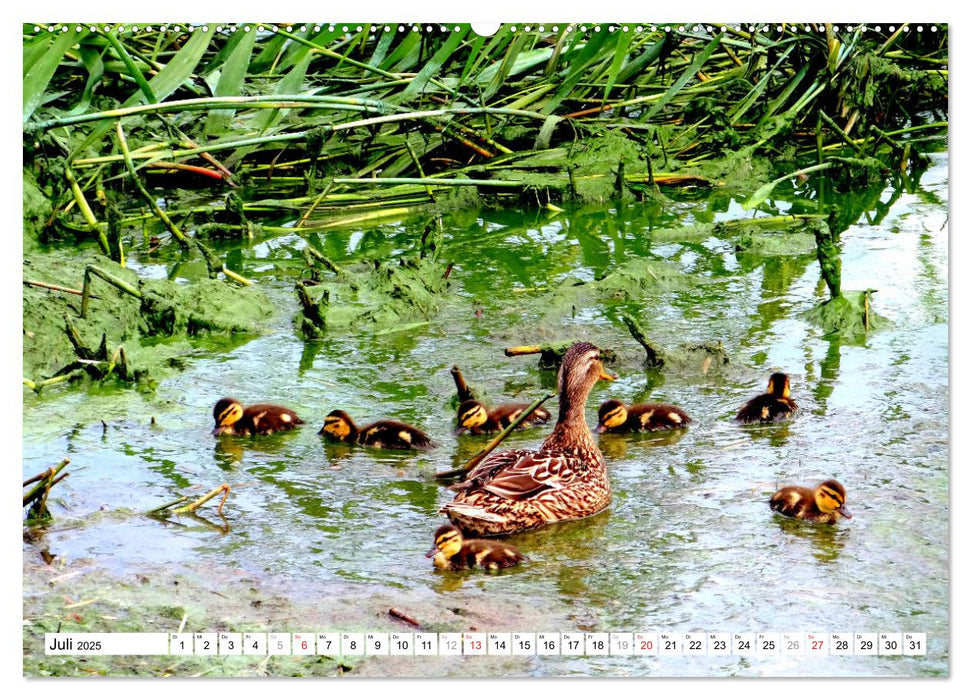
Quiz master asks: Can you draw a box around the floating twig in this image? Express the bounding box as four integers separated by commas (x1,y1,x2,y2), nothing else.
23,279,96,298
436,393,554,480
81,264,142,317
149,484,231,516
621,314,665,368
388,608,422,629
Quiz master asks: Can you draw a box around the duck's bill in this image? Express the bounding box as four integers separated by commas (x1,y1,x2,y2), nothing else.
453,425,468,436
212,426,227,436
599,370,618,381
424,546,438,558
595,424,607,434
838,505,853,519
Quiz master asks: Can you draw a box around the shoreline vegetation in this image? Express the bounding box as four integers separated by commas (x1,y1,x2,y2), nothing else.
23,22,947,389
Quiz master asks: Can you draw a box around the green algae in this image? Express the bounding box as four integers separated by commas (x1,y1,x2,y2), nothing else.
23,250,274,388
294,227,448,337
621,314,730,374
23,169,53,255
804,290,887,340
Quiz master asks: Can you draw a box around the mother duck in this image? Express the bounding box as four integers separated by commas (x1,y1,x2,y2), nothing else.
442,342,615,536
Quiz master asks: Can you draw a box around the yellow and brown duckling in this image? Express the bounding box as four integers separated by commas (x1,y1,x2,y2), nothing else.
319,409,436,450
770,480,852,524
736,372,798,423
442,342,616,536
425,524,525,571
455,399,552,436
212,398,304,436
596,399,691,434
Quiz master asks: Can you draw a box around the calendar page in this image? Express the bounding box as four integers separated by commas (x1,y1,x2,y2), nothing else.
20,14,950,683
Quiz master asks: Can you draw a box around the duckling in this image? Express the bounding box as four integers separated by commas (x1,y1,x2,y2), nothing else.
770,480,852,523
596,399,691,433
736,372,798,423
425,524,525,571
212,398,304,436
319,409,436,450
455,399,552,435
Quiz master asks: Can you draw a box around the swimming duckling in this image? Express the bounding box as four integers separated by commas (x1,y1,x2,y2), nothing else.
425,524,525,571
770,480,852,523
319,409,436,450
455,399,552,435
736,372,798,423
596,399,691,433
212,398,304,436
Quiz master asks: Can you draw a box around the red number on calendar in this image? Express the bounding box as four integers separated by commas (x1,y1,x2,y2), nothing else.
812,640,822,650
640,640,653,650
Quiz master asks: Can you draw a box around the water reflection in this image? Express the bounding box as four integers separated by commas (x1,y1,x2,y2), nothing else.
737,421,793,447
598,430,689,461
772,514,850,564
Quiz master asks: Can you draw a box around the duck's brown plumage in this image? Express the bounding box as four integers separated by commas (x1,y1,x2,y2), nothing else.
770,479,852,523
456,399,552,435
736,372,798,423
425,524,524,571
212,398,304,436
596,399,691,433
319,409,436,450
442,342,614,536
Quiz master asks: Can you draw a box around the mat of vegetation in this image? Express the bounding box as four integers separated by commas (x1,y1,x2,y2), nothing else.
23,22,947,389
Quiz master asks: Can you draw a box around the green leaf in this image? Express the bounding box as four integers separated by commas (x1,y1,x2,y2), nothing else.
477,47,555,86
616,36,666,84
741,162,834,209
253,53,312,132
542,29,614,114
368,27,396,68
603,29,634,103
729,44,794,124
402,27,469,99
23,29,83,123
381,32,422,72
103,31,157,104
483,31,532,101
643,35,722,121
73,28,212,155
205,29,257,136
534,115,563,150
144,29,212,103
63,44,105,117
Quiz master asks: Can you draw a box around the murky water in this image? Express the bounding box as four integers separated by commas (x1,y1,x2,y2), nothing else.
23,153,948,676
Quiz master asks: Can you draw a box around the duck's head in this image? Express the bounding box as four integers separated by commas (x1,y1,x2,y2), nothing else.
212,398,244,436
426,523,463,559
455,400,488,435
767,372,791,398
557,342,616,401
815,480,852,519
596,399,628,433
319,409,356,442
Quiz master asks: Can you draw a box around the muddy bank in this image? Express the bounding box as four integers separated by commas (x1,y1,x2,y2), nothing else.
22,552,575,678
